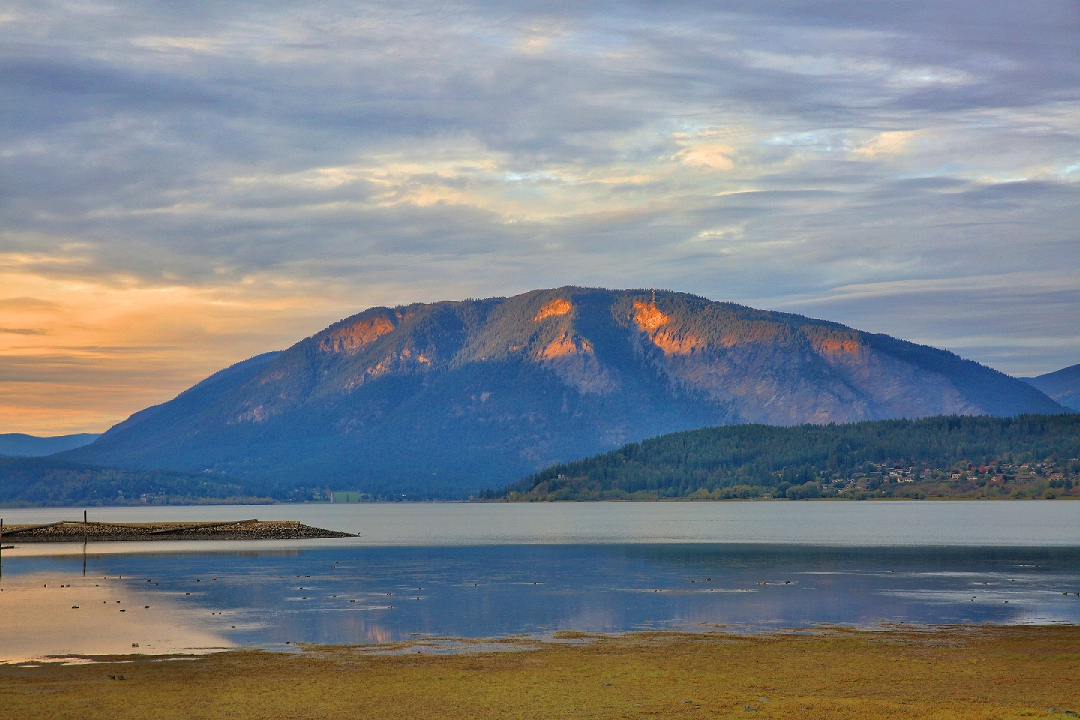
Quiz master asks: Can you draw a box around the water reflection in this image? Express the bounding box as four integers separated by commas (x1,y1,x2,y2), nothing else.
2,544,1078,658
0,571,231,662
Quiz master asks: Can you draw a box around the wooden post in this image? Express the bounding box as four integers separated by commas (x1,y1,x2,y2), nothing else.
1,517,4,581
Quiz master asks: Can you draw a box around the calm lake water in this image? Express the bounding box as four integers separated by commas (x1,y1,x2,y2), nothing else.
3,500,1079,547
1,502,1078,660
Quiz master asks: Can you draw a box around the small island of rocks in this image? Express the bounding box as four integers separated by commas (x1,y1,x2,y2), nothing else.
0,519,354,542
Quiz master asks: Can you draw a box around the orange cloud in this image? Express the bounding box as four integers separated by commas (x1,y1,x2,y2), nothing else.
677,143,736,170
850,130,920,158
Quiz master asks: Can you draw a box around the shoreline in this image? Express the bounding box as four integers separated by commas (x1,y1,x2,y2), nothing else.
6,621,1080,664
1,625,1076,718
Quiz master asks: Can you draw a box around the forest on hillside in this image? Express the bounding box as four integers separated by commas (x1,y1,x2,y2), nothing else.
486,414,1080,501
0,457,319,507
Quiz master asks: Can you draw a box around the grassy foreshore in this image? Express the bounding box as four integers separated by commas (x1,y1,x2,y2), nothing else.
1,626,1077,719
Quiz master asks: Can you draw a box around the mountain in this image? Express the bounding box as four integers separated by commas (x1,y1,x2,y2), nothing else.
0,433,100,457
493,414,1080,501
60,287,1064,497
1022,364,1080,411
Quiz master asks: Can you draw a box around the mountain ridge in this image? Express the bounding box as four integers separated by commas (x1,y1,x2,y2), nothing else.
60,287,1064,497
1022,363,1080,411
0,433,100,458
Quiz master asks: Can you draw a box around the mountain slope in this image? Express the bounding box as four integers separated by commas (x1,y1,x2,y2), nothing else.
61,288,1064,497
1022,364,1080,411
0,433,100,457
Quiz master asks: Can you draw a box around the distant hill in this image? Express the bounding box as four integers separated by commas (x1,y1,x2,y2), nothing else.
0,433,100,457
0,457,293,507
492,415,1080,501
61,288,1064,498
1022,364,1080,411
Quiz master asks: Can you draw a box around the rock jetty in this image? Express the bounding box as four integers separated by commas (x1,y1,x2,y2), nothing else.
0,519,353,542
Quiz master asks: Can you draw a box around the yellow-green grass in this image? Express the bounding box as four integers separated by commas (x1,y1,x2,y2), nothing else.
2,626,1077,719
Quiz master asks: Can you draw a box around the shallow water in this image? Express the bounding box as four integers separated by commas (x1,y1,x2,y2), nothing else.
2,543,1078,660
1,502,1078,661
3,500,1079,547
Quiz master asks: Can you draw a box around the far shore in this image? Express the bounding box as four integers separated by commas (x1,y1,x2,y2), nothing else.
3,494,1080,511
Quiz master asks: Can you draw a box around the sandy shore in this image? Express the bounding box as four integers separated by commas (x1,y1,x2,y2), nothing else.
0,626,1077,718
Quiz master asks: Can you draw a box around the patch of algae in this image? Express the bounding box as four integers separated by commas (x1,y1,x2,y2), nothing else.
1,626,1077,719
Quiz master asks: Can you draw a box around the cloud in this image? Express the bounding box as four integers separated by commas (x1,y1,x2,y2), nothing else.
0,0,1077,430
677,137,736,170
0,296,60,310
130,36,228,56
850,130,921,158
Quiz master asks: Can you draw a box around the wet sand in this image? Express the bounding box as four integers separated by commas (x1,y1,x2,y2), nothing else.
0,572,231,662
0,626,1077,719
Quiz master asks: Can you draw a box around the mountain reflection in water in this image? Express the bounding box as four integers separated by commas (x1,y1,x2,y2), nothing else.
3,544,1078,656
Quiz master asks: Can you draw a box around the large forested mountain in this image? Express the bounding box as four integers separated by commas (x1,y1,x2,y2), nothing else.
1022,363,1080,411
61,287,1064,497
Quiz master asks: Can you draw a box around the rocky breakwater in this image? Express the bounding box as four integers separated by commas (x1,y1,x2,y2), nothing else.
0,519,354,542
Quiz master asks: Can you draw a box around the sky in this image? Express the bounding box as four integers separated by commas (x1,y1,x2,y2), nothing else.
1,0,1078,435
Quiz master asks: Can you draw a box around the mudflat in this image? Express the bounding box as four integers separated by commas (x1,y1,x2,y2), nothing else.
0,626,1076,719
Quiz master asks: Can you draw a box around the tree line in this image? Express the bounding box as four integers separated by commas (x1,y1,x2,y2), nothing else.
484,414,1080,501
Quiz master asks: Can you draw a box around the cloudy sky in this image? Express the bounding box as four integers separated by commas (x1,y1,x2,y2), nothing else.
1,0,1078,434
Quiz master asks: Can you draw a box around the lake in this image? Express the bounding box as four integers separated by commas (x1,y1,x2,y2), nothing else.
1,502,1078,661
